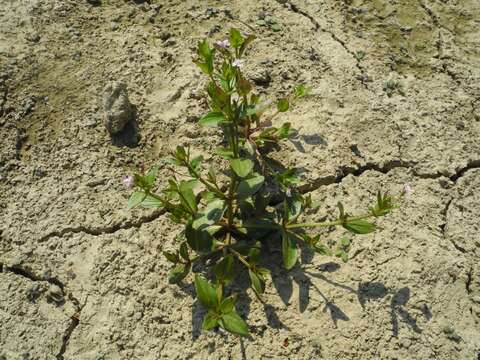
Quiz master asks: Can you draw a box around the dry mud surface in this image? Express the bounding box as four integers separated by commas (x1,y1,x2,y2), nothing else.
1,0,480,359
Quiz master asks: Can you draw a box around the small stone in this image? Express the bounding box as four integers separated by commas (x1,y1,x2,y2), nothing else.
455,121,465,130
26,283,44,301
26,33,41,43
33,168,47,178
103,82,135,135
72,51,81,61
159,31,171,41
110,22,119,31
22,96,36,116
205,7,219,18
46,284,64,304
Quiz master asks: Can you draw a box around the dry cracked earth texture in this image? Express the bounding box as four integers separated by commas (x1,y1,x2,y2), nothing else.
0,0,479,359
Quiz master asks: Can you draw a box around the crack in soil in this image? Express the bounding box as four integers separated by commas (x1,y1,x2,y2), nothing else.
2,262,66,290
38,208,165,243
0,262,85,359
298,158,480,195
437,197,467,253
25,159,480,242
275,0,369,87
418,1,454,35
298,159,418,193
56,296,86,360
465,267,473,294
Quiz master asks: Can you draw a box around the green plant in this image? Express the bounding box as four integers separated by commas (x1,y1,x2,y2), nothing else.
125,28,403,337
383,78,404,97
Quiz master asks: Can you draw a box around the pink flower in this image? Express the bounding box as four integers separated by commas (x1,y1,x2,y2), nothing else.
403,184,413,198
215,39,230,49
123,175,134,189
232,59,244,68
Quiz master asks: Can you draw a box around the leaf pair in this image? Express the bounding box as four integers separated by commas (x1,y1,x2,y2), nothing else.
195,275,249,337
195,40,214,75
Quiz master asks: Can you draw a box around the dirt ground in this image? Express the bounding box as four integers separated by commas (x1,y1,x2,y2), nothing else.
1,0,479,359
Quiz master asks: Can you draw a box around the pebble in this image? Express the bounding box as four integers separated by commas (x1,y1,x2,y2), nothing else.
33,168,47,178
103,81,135,135
26,283,44,301
110,22,119,31
47,285,64,304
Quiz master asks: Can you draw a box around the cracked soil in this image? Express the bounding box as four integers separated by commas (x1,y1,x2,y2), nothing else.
0,0,479,359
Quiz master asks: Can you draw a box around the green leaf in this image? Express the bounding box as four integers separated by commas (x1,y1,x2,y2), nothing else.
340,237,351,247
271,23,282,32
192,199,225,230
249,269,265,295
196,40,214,75
275,122,294,139
179,242,189,261
282,231,298,270
168,263,190,284
294,84,309,98
248,244,261,265
163,251,178,263
219,297,236,314
185,224,213,252
144,167,158,188
335,250,349,263
237,174,264,199
194,60,211,75
179,180,198,213
199,112,225,127
175,146,187,162
285,193,303,222
220,312,249,337
215,147,235,159
140,193,164,208
190,155,203,171
277,98,289,112
229,28,243,49
128,191,146,209
194,275,218,309
214,255,234,284
276,168,299,188
208,166,217,184
202,311,219,330
198,39,212,59
343,219,376,234
314,243,332,256
230,158,254,178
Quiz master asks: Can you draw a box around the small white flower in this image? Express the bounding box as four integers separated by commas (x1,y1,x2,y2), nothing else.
232,59,244,68
403,184,413,198
123,175,134,189
215,39,230,49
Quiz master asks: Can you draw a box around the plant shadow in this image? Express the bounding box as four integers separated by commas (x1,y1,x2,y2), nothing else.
111,106,140,148
180,243,431,340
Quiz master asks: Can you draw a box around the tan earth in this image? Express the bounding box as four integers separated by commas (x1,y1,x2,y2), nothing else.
1,0,479,359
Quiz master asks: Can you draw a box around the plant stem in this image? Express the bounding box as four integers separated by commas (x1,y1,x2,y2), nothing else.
229,248,252,269
234,222,280,230
287,214,371,229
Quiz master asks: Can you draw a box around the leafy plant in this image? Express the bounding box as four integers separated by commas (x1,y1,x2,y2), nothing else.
125,28,403,337
383,78,404,97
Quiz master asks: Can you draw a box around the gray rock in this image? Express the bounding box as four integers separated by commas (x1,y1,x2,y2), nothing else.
103,82,135,135
46,284,64,304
